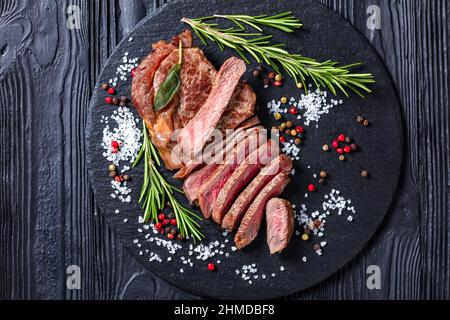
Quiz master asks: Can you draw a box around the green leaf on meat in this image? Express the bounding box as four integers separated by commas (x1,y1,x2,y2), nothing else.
153,63,181,111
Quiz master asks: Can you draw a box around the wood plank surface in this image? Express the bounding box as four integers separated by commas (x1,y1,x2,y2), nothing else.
0,0,448,299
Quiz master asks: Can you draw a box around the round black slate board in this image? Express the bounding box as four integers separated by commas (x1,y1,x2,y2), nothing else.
86,0,403,299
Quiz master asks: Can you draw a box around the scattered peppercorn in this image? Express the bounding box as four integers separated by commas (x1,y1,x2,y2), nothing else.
357,116,364,124
301,234,310,241
158,213,165,221
314,219,322,227
343,146,351,153
114,175,123,183
338,134,346,142
285,121,293,128
322,144,330,151
345,136,352,144
268,72,275,79
112,97,120,105
279,136,286,143
290,129,297,137
111,140,120,148
279,123,287,130
107,87,116,95
361,170,369,178
167,233,175,240
294,138,301,145
281,96,288,104
303,228,311,235
252,70,261,78
274,112,282,120
108,164,117,172
274,81,283,87
101,83,110,91
288,107,298,115
332,140,339,148
170,228,178,236
105,96,113,104
170,219,177,226
122,175,130,181
339,155,346,161
319,171,328,178
284,129,290,136
336,148,344,154
308,184,317,192
314,244,321,251
318,178,326,185
177,234,184,241
263,78,270,88
275,74,283,82
295,126,304,134
130,69,136,77
111,147,119,154
162,219,170,226
296,82,303,89
350,143,358,151
109,171,117,178
207,263,216,271
363,119,370,127
257,65,264,72
155,222,163,230
165,227,172,234
167,212,174,219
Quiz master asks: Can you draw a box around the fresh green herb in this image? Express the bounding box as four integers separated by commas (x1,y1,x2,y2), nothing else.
201,12,302,33
182,13,375,97
133,122,204,241
154,41,183,111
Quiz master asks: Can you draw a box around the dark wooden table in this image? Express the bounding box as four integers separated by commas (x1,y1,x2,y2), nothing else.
0,0,448,300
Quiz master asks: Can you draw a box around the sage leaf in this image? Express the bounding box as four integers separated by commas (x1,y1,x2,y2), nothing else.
154,63,181,111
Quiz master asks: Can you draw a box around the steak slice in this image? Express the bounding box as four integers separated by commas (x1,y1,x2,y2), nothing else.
222,154,293,231
211,139,279,224
234,172,291,250
197,128,263,218
177,57,246,161
183,127,262,203
217,83,256,131
174,116,261,180
266,198,294,254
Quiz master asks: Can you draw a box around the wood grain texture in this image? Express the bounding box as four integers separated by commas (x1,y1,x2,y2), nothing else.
0,0,448,300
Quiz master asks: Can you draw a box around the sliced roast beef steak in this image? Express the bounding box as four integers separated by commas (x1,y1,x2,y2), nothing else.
266,198,294,254
222,154,293,231
197,128,264,218
174,118,261,180
177,57,246,161
211,139,279,224
234,172,291,250
182,127,262,203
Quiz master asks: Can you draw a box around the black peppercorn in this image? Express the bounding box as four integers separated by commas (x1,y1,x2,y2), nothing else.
314,244,321,251
357,116,364,123
350,143,358,151
257,65,264,72
177,234,184,241
112,97,120,105
164,227,172,234
253,70,261,78
319,178,326,185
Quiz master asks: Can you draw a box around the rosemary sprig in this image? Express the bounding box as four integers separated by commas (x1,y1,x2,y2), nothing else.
182,13,375,97
133,122,204,241
197,11,303,33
